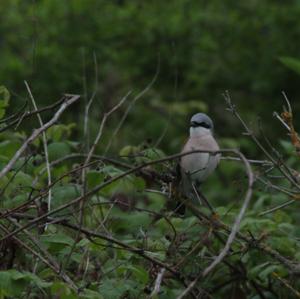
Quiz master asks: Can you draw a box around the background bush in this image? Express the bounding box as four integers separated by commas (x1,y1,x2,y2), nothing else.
1,1,300,298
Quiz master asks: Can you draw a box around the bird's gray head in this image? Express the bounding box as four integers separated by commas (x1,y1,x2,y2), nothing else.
189,113,214,137
190,113,213,130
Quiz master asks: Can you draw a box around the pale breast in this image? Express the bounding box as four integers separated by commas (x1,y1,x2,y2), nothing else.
180,134,220,183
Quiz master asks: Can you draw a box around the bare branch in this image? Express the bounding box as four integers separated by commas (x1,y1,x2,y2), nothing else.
25,81,52,212
104,59,160,154
0,94,80,180
149,268,166,298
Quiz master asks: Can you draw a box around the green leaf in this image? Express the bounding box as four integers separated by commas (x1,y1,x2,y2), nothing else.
146,192,165,210
119,145,140,157
41,233,75,254
47,123,76,142
0,86,10,119
118,265,149,284
80,289,104,299
5,171,33,196
240,217,276,233
86,170,105,189
0,155,9,171
0,140,22,160
9,171,32,186
48,142,71,161
141,147,165,160
100,165,123,176
259,265,282,280
98,279,139,299
249,262,287,285
2,194,28,209
111,211,151,233
279,56,300,75
41,233,74,247
268,236,297,255
52,184,81,208
272,210,291,225
280,140,294,153
76,238,91,248
51,281,76,299
100,173,145,196
249,262,270,279
0,270,50,297
0,271,17,297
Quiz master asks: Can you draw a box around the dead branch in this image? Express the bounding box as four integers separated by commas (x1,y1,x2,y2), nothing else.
0,94,80,180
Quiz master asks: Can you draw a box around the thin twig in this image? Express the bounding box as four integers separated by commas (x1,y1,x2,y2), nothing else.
0,94,80,179
82,90,131,190
282,91,292,113
0,149,246,243
0,222,78,291
224,91,300,189
272,272,300,298
7,217,78,291
104,58,160,154
259,199,295,216
83,51,100,150
25,81,52,212
273,112,291,132
149,268,166,298
0,97,65,133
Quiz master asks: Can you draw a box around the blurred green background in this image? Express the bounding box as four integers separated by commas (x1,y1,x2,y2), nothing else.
2,0,300,155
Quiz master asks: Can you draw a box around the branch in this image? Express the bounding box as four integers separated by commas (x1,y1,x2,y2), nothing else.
0,94,80,180
25,81,52,213
0,97,66,133
149,268,165,298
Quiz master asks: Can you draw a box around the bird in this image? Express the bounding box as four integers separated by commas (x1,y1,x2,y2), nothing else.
179,113,220,206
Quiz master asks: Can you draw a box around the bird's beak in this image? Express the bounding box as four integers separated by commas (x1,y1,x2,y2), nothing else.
190,121,198,127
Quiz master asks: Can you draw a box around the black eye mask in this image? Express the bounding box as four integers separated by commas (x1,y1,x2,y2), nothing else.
191,121,211,129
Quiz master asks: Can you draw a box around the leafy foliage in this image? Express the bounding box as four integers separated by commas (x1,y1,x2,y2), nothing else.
279,56,300,76
1,1,300,298
0,86,10,120
0,85,299,299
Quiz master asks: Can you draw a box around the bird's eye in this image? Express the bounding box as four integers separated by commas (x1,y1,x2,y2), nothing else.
199,122,210,129
191,121,211,128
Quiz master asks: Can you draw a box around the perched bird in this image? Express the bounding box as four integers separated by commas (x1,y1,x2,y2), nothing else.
179,113,220,203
